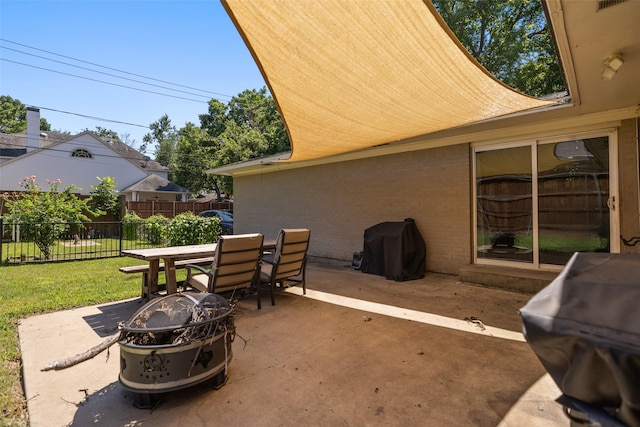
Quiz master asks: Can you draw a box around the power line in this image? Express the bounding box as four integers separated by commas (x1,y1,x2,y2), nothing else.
1,39,279,136
37,107,150,129
1,57,276,111
0,106,150,139
0,39,273,110
1,58,208,104
0,38,234,99
1,46,213,100
0,135,210,166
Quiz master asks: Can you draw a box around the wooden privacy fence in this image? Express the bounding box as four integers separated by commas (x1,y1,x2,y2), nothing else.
477,171,609,237
125,201,233,219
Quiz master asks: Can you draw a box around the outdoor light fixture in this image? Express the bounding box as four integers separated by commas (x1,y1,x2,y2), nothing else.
602,53,624,80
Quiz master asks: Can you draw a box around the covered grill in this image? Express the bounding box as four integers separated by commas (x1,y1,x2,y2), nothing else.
360,218,426,281
520,253,640,427
119,292,234,407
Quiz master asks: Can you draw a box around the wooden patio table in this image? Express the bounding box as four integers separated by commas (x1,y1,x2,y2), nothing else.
122,239,276,298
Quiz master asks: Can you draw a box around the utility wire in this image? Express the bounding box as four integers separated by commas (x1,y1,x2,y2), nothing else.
1,39,278,135
0,136,223,167
0,39,273,109
37,107,150,128
0,108,150,140
1,46,212,99
1,57,275,110
0,38,234,99
1,58,208,104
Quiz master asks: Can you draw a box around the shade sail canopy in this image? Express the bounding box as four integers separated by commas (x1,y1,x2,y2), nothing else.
222,0,556,162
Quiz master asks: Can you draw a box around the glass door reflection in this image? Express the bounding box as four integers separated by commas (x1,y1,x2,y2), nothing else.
476,146,533,263
537,138,610,265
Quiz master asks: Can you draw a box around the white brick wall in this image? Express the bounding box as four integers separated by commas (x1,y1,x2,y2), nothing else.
232,119,640,274
234,144,471,275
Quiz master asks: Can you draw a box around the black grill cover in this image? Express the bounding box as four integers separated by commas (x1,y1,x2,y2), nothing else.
520,253,640,427
360,218,426,281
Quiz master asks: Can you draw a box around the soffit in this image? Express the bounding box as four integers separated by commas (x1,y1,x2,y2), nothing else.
548,0,640,114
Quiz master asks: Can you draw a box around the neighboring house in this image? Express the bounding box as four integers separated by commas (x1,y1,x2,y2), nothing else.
0,108,189,203
211,0,640,292
120,174,191,202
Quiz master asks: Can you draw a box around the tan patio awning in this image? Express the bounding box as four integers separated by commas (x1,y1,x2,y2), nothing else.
222,0,556,162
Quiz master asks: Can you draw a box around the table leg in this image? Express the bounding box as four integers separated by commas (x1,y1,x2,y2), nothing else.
164,258,177,294
147,260,160,297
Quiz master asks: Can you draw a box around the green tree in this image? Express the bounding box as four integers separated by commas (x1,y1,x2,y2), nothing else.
89,176,120,219
170,88,290,197
199,99,228,137
192,88,290,196
2,176,97,259
198,88,290,159
173,122,223,198
141,115,178,178
0,95,51,133
226,88,290,155
83,126,119,139
40,118,52,132
119,132,137,147
432,0,565,97
214,121,270,195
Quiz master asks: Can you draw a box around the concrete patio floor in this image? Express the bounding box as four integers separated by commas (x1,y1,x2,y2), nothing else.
19,262,568,426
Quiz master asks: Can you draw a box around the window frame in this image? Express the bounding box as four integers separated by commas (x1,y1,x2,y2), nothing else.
472,128,619,270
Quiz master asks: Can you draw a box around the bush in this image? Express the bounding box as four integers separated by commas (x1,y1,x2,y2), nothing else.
166,212,221,246
89,176,120,218
120,211,222,247
122,211,142,240
1,177,95,259
143,215,169,245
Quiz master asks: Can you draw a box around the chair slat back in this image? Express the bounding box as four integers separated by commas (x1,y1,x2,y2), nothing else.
211,233,264,293
273,229,310,281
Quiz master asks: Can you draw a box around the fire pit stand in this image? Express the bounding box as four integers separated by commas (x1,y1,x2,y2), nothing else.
118,292,234,408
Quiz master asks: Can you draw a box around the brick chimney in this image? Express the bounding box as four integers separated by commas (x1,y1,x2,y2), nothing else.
26,107,40,153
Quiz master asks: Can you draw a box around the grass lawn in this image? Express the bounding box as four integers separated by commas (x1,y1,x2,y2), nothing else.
1,238,155,264
477,233,607,253
0,256,184,426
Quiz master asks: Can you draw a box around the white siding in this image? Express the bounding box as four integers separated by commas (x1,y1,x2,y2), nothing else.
0,134,148,195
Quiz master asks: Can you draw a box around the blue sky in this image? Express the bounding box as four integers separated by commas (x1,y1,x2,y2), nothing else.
0,0,267,150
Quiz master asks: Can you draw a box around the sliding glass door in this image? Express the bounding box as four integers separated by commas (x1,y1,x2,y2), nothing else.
475,133,615,267
476,146,533,263
537,137,610,264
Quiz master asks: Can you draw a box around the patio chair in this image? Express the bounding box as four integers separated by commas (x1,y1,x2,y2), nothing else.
184,233,264,309
260,228,310,306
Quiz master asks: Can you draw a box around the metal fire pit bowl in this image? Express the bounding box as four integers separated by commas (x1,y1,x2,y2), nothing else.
118,292,234,407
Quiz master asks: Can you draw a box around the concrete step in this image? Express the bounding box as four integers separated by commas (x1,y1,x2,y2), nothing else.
459,264,559,294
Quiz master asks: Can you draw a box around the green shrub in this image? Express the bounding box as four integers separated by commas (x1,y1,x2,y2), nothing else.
143,215,169,245
1,176,95,259
166,212,221,246
89,176,120,218
122,211,143,240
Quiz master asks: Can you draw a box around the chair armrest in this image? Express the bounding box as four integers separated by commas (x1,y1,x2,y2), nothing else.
185,264,212,276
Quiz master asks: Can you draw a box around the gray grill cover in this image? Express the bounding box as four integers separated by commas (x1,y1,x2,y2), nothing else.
520,253,640,427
